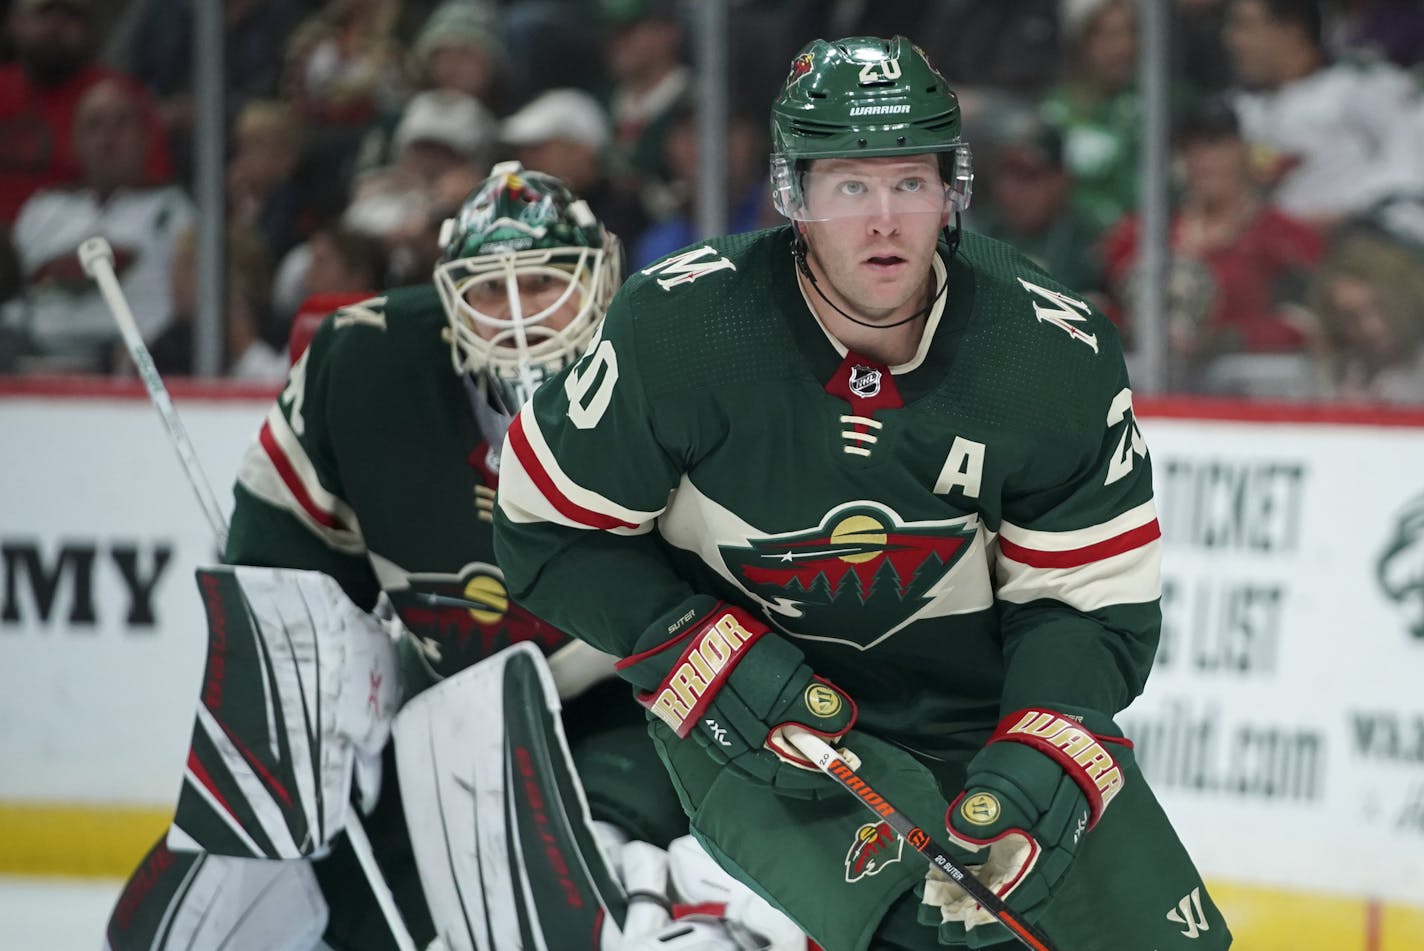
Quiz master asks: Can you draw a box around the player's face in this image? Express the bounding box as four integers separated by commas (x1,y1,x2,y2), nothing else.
800,155,947,323
460,268,585,343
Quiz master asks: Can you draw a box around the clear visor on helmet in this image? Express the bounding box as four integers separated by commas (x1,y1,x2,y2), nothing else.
434,244,613,410
770,149,974,222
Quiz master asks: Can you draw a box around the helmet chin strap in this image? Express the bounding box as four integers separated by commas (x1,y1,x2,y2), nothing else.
792,213,960,330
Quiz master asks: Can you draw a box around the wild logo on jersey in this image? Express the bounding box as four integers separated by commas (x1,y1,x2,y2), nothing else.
387,563,569,676
718,503,978,647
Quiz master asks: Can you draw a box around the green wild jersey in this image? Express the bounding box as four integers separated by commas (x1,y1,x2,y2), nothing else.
228,284,569,679
495,226,1162,761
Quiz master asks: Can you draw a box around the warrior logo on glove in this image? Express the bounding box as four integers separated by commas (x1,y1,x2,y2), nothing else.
958,793,1001,827
805,683,844,718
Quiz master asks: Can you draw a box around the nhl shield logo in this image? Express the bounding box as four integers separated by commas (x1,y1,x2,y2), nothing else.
849,364,882,398
844,821,904,883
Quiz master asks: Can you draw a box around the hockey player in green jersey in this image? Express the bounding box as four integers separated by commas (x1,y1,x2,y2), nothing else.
494,36,1233,951
103,166,715,950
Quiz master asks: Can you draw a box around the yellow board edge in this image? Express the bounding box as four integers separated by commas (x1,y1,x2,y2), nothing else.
2,802,1423,949
0,803,170,879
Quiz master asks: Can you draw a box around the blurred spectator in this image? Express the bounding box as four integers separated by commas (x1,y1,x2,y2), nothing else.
917,1,1062,102
0,0,172,225
1042,0,1198,235
499,86,647,247
224,222,285,381
968,113,1105,296
1304,228,1424,404
270,222,387,324
227,100,307,260
1174,0,1235,96
631,97,768,269
305,225,387,300
1226,0,1424,231
284,0,407,128
1325,0,1424,69
597,0,690,184
502,0,608,101
344,88,494,283
1102,98,1323,392
1,77,193,373
148,221,284,380
353,0,507,180
104,0,295,183
408,0,505,107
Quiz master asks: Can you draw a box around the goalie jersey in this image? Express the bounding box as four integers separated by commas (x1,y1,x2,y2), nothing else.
494,226,1163,760
230,284,568,679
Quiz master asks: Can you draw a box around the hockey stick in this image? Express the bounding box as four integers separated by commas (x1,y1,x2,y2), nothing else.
783,728,1059,951
79,236,419,951
78,237,230,551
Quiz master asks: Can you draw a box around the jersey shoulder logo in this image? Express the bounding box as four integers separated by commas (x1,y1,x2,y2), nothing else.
641,246,737,291
1016,277,1098,353
332,296,388,331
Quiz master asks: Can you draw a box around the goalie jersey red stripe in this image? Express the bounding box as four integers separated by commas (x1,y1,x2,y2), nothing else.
258,420,348,531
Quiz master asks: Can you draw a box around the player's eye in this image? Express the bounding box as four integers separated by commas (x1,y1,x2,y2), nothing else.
897,177,926,193
466,277,506,304
836,179,867,197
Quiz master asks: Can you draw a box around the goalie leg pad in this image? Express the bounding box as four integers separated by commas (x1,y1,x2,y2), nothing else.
168,566,400,860
106,839,327,951
392,641,628,951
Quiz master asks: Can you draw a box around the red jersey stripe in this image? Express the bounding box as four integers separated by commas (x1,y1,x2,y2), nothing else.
506,412,641,532
258,420,346,531
999,519,1161,570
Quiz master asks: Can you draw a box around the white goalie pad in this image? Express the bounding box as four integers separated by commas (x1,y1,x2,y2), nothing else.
166,566,400,860
393,641,627,951
106,850,327,951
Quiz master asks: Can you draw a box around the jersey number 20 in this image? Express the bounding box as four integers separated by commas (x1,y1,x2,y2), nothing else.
564,339,619,429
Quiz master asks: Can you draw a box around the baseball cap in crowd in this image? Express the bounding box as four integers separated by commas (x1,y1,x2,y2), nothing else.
500,89,611,151
393,90,496,159
412,0,502,64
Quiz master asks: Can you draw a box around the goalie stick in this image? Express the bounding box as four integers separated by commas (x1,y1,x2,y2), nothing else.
79,236,418,951
783,728,1059,951
78,236,230,550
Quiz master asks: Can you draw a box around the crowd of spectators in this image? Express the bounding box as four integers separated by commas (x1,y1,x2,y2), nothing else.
0,0,1422,404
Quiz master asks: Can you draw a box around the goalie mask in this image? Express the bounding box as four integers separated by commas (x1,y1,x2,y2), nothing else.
768,36,974,222
435,162,621,424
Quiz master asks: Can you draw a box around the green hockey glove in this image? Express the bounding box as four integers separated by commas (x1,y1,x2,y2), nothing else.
919,707,1134,948
616,595,857,798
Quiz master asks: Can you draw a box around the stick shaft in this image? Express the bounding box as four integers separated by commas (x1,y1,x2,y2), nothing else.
784,729,1058,951
80,237,229,550
81,236,418,951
